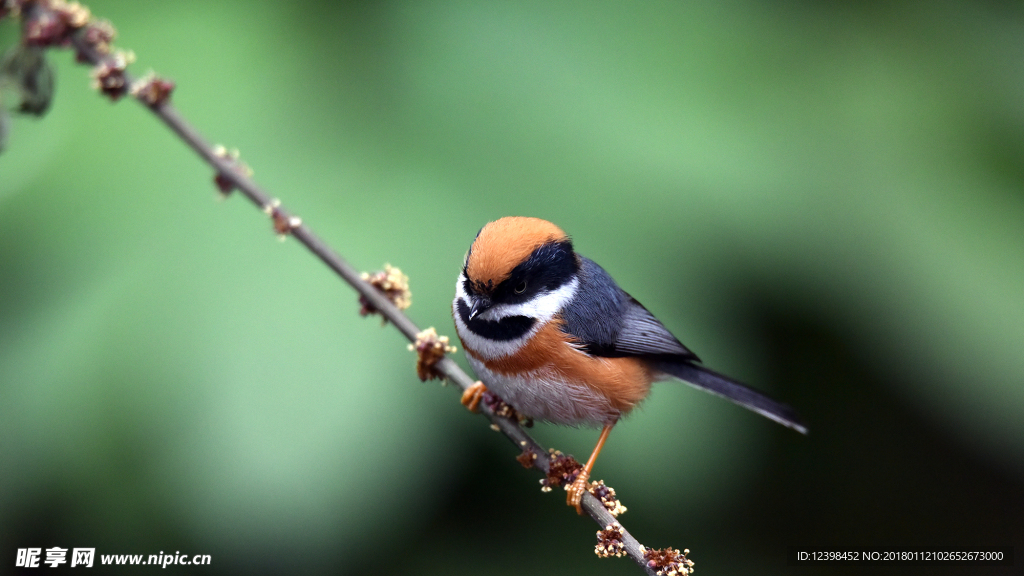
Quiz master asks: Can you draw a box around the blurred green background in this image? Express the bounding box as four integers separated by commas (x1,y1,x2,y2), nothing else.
2,0,1022,574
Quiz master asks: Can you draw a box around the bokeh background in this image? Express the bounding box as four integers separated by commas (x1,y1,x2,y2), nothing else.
2,1,1022,574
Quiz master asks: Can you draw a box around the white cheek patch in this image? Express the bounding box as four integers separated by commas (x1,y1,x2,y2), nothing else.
452,274,578,360
480,277,578,322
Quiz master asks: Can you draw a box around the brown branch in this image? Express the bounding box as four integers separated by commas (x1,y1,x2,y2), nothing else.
2,3,690,573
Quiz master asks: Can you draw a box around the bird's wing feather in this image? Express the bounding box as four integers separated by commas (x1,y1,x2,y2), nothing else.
560,257,806,434
559,256,698,360
613,297,699,358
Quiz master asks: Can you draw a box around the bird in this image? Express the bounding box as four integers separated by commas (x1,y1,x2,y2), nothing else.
452,216,807,514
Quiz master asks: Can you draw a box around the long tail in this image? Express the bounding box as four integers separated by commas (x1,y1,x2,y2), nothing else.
648,360,808,434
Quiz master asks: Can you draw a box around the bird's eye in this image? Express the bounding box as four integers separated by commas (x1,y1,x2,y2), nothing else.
514,281,527,294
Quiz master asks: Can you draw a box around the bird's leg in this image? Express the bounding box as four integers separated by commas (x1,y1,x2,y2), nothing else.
460,380,488,412
567,422,615,514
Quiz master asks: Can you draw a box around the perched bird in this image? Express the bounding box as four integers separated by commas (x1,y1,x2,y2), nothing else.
452,217,806,513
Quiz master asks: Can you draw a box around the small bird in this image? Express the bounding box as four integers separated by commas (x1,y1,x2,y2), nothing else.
452,217,806,513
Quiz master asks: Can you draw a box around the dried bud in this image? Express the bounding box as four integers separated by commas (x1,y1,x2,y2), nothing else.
588,479,627,517
129,72,174,106
407,327,456,381
90,50,134,101
211,145,253,196
272,213,301,236
481,390,532,427
640,546,695,576
0,44,53,115
19,0,90,47
540,449,582,491
358,264,411,321
516,448,537,469
213,173,234,195
261,199,301,238
60,1,90,28
595,523,626,558
22,2,69,47
76,19,116,60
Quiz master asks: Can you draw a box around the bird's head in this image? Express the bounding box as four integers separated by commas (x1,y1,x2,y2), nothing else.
454,217,580,339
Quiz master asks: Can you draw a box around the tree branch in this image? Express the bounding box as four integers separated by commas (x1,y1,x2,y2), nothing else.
4,3,694,573
146,65,665,574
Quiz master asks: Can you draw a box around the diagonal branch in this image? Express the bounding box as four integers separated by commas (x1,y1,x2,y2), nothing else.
58,14,671,576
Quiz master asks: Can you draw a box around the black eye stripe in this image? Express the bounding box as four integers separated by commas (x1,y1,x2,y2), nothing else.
498,239,577,300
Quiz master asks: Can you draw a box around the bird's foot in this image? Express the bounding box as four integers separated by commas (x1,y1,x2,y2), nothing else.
566,468,590,515
460,381,487,413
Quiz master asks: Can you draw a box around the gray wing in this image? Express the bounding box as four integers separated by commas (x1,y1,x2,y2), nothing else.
559,257,699,361
560,257,807,433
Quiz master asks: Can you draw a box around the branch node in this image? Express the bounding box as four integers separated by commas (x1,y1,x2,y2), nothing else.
269,207,301,238
407,327,456,381
358,264,411,321
90,49,133,101
589,479,627,517
258,199,301,238
129,71,174,106
639,546,695,576
595,522,627,558
63,1,89,27
76,18,115,60
540,449,582,492
22,0,90,48
212,145,252,196
516,447,537,469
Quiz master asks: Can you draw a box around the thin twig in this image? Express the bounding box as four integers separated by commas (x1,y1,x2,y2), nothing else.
65,20,662,576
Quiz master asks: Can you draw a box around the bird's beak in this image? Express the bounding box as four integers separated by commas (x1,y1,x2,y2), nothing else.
467,297,492,321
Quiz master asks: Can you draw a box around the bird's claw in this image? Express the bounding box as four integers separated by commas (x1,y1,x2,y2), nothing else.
566,469,590,515
461,381,487,413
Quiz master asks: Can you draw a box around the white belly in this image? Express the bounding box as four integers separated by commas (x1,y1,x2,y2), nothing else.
466,355,619,427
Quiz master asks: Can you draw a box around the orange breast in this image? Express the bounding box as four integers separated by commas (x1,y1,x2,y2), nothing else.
464,318,653,415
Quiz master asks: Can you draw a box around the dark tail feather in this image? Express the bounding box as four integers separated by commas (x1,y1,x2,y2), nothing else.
649,360,808,434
